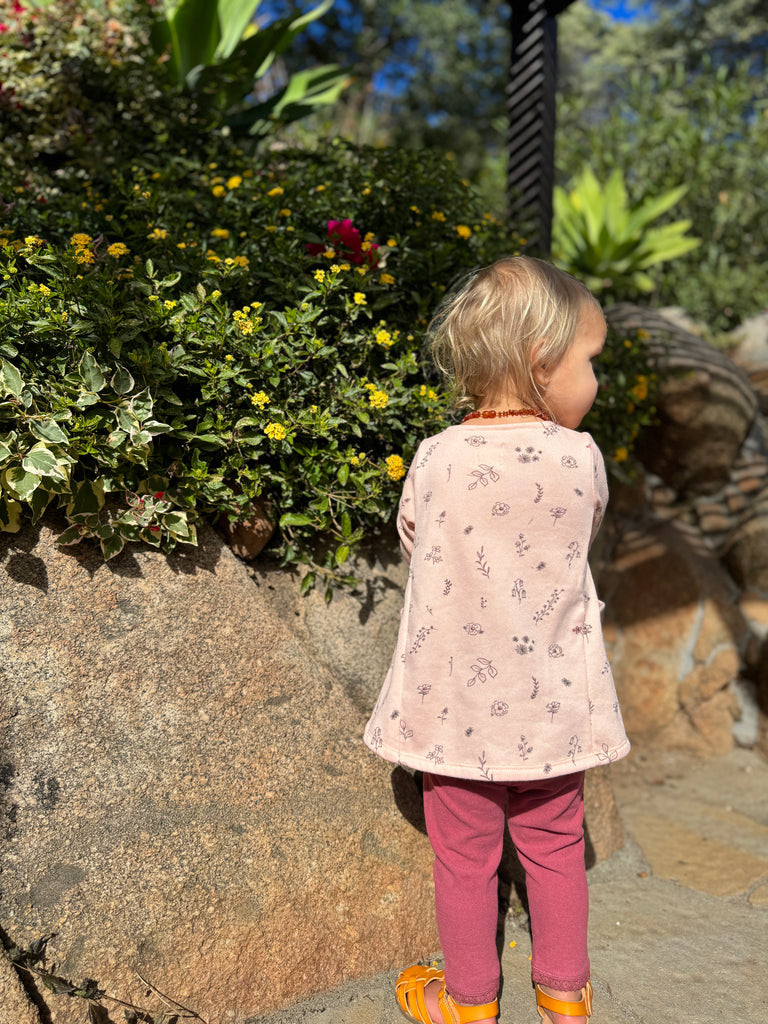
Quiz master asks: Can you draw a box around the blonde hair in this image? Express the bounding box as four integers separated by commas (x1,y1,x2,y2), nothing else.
428,255,603,417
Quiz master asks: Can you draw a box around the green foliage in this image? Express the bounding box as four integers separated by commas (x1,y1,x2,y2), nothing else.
150,0,350,137
0,1,655,590
582,324,659,481
558,31,768,330
552,166,700,299
0,140,514,591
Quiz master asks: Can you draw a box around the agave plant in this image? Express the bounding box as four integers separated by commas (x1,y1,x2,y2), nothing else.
150,0,350,136
552,166,700,297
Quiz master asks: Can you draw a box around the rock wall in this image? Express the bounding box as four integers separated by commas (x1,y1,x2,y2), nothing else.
0,521,623,1024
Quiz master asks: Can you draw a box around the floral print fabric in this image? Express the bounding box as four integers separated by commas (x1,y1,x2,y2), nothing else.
364,421,630,782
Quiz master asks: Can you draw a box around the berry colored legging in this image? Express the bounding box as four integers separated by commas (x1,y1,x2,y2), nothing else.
422,770,590,1006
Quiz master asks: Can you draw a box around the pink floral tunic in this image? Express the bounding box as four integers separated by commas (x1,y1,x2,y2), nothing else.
364,421,630,782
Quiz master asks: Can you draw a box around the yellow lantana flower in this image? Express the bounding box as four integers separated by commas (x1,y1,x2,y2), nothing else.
265,422,287,441
385,454,406,481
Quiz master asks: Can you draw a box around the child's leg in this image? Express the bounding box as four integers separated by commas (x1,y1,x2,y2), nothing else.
422,773,506,1009
505,772,590,1022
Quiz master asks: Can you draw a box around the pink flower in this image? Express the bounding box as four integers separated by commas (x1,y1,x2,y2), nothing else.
306,218,379,266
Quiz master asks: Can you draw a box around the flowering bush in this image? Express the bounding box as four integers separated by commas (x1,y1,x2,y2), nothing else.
0,5,656,592
0,138,519,592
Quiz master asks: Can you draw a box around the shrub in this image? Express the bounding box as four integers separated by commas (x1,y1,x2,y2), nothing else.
0,6,656,592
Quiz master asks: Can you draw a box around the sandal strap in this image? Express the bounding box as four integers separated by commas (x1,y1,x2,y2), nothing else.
396,965,447,1023
536,980,593,1018
438,988,499,1024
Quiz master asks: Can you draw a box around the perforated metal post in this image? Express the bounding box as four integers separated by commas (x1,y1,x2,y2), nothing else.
506,0,576,256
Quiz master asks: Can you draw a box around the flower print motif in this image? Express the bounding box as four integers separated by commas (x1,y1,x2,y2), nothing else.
572,623,593,640
550,506,567,525
515,446,541,463
515,533,530,557
468,464,500,489
480,597,488,609
512,635,535,655
543,762,553,774
417,683,432,703
399,720,414,741
464,525,474,535
543,422,560,436
597,743,619,764
463,622,484,636
423,490,433,504
478,750,494,780
443,579,453,596
561,678,572,687
438,707,449,724
588,699,596,716
427,745,445,765
613,700,621,716
534,483,544,503
561,455,578,469
370,727,383,750
491,502,510,516
574,488,583,497
436,510,447,527
566,541,581,567
465,727,474,737
467,658,498,687
546,701,561,722
530,677,541,700
490,700,509,717
518,735,533,761
410,625,436,653
424,546,443,564
511,578,526,604
601,659,610,675
390,710,400,719
568,735,583,764
447,464,452,482
465,435,487,447
548,643,564,658
449,656,454,676
536,561,547,571
534,589,564,623
476,547,491,578
416,441,440,467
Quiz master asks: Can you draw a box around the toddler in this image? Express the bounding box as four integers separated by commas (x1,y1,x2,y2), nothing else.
364,256,629,1024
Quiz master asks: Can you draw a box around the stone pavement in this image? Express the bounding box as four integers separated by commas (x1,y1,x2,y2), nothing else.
248,747,768,1024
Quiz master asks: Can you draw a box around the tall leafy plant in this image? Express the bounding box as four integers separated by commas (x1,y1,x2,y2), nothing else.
150,0,350,136
552,166,700,298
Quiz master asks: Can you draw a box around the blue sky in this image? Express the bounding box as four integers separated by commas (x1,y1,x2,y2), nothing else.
589,1,655,19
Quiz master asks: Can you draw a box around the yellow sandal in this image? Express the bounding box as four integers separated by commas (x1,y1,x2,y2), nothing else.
396,964,499,1024
535,980,593,1020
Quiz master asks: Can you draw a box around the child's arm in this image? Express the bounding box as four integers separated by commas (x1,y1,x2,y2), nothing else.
588,438,610,547
396,469,416,563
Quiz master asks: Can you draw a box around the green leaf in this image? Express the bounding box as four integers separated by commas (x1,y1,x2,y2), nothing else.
300,571,316,595
0,359,23,398
55,524,85,546
337,463,350,485
162,512,190,537
100,531,126,560
341,512,352,537
4,467,40,501
30,486,54,525
0,440,12,464
111,366,135,395
334,543,350,566
22,444,63,478
130,389,154,421
279,512,314,528
29,419,69,444
66,479,105,516
0,497,22,532
78,352,106,392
